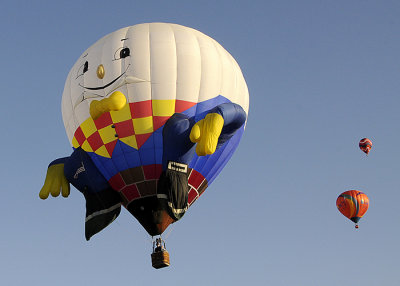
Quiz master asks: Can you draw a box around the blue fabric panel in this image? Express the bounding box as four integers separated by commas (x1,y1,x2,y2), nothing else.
88,152,112,180
192,145,224,182
112,139,130,173
139,147,156,166
188,153,199,169
192,95,229,120
189,125,244,183
118,141,142,168
153,128,163,147
190,154,208,173
154,147,163,165
112,154,130,173
101,158,118,177
183,106,196,118
207,127,244,184
153,129,164,164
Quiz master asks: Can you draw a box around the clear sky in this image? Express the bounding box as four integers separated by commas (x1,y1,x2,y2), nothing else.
1,0,400,285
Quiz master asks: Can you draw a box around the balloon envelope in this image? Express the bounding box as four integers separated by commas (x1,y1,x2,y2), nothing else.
60,23,249,236
359,138,372,155
336,190,369,224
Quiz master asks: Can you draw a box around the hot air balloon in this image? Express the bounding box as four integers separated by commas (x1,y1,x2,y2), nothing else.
359,138,372,155
39,23,249,268
336,190,369,229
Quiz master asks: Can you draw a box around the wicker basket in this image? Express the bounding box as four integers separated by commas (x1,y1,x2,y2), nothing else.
151,250,170,269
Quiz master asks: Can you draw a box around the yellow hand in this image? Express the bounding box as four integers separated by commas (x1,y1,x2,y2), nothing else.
190,113,224,156
90,91,127,120
39,163,70,199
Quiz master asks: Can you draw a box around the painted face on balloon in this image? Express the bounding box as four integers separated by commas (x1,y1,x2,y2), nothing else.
78,45,131,90
63,27,148,132
62,23,249,158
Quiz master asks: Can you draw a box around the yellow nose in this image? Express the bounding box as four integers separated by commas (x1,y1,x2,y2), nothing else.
97,64,105,79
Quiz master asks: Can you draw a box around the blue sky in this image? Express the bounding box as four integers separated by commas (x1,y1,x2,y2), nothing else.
1,1,400,285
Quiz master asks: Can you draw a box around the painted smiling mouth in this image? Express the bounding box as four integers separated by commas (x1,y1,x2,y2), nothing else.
80,72,125,90
74,75,148,109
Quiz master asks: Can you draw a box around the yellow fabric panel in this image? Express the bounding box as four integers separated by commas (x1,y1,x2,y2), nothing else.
120,135,138,149
133,116,154,134
72,137,80,148
80,118,97,137
98,127,117,144
110,103,132,123
81,140,93,152
95,145,111,158
152,100,175,116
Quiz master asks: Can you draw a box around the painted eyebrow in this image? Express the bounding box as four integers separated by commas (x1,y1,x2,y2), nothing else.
121,38,128,41
82,53,88,58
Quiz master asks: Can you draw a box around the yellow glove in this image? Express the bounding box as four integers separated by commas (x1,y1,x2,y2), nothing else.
90,91,127,120
39,163,70,199
190,113,224,156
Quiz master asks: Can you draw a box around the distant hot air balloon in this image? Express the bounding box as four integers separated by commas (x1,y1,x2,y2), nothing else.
359,138,372,155
336,190,369,229
39,23,249,268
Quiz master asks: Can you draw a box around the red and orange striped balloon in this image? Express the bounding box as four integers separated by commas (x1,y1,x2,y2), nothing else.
336,190,369,228
359,138,372,155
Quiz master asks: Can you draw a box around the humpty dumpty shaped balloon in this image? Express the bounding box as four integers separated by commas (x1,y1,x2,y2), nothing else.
40,23,249,240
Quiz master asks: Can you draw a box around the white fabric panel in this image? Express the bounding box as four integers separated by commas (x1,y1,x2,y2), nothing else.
64,120,75,144
232,56,249,113
74,100,91,128
226,54,241,107
148,23,177,100
241,78,250,115
99,29,125,96
217,43,236,108
174,24,201,102
125,24,151,102
127,82,152,103
125,24,151,82
61,71,75,142
239,70,249,115
197,35,223,103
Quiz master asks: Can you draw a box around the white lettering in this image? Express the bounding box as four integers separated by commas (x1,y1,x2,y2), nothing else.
74,163,85,179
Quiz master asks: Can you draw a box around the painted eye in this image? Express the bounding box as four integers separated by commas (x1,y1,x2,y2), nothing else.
120,48,130,58
83,61,89,73
76,61,89,78
114,47,130,60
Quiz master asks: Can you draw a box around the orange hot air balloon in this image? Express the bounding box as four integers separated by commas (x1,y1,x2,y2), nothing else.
336,190,369,229
359,138,372,155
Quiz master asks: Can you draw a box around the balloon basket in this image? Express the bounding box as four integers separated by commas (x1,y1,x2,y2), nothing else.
151,250,170,269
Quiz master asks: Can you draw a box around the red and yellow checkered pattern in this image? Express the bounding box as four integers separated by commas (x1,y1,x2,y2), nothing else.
72,99,196,158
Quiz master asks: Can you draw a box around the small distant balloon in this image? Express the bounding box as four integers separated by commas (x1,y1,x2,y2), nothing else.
359,138,372,155
336,190,369,229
